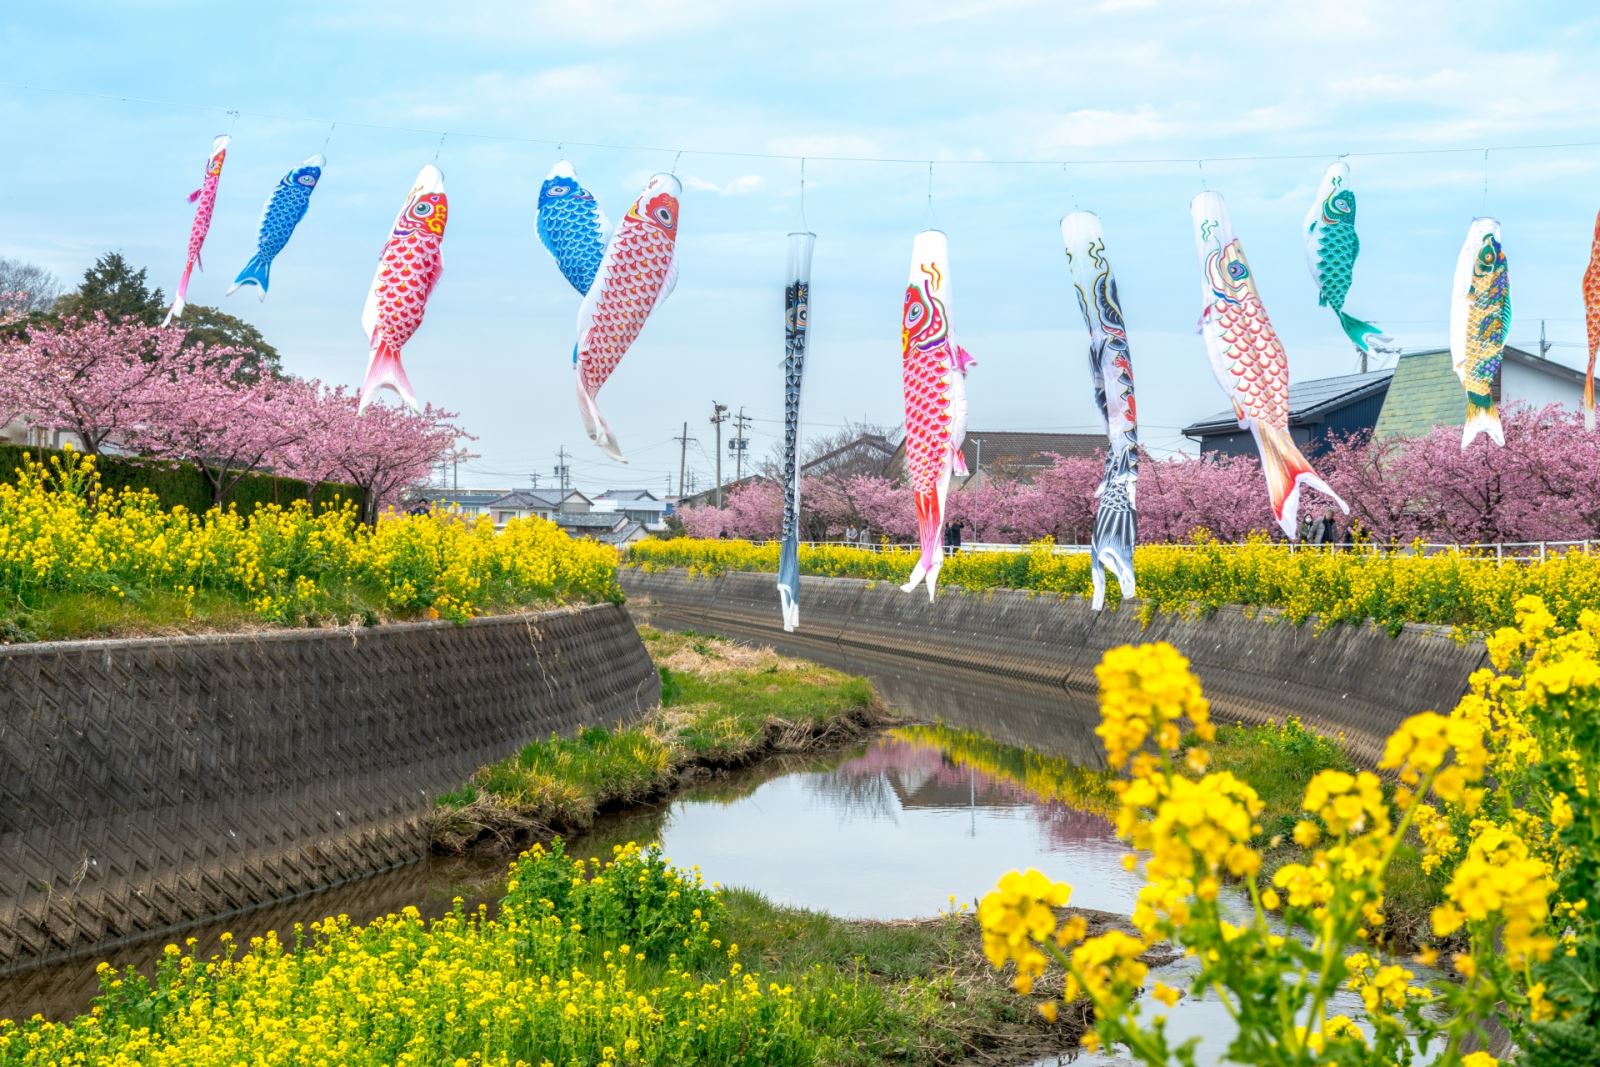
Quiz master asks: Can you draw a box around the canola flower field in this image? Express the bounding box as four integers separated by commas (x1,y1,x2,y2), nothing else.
0,452,620,639
629,536,1600,635
976,597,1600,1066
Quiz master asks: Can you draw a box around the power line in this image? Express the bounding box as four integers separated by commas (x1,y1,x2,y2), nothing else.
9,78,1600,170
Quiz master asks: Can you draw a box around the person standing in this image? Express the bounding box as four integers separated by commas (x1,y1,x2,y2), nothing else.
1320,509,1339,550
944,519,963,556
843,524,858,545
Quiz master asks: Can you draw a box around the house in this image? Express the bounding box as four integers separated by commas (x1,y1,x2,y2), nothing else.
677,475,772,510
885,430,1105,487
550,511,650,545
482,489,561,527
800,433,899,479
592,489,669,529
411,486,514,519
1372,345,1587,439
1182,369,1395,459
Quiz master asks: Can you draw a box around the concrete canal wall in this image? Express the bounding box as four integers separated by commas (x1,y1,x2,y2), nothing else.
0,604,658,972
621,568,1488,767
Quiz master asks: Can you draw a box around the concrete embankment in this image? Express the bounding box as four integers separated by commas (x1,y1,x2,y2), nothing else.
0,604,658,972
621,568,1487,766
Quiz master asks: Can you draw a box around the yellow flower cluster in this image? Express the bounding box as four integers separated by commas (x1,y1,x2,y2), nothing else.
0,453,620,629
1093,642,1213,771
980,606,1594,1065
976,869,1076,992
0,843,821,1067
631,536,1600,635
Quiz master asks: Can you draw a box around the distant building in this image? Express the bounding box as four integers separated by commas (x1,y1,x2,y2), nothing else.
800,433,899,480
677,474,771,511
1183,370,1394,459
412,487,514,519
1372,345,1586,439
592,488,669,529
885,430,1104,487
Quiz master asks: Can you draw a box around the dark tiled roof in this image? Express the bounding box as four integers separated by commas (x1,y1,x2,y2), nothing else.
597,489,660,502
1184,370,1394,437
959,431,1104,465
554,512,627,530
487,490,559,510
886,430,1104,478
414,487,510,507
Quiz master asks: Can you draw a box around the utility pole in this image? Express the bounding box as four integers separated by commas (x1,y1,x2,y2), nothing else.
664,473,672,496
673,421,695,498
710,402,729,507
729,406,752,483
530,472,540,490
554,447,571,495
1541,319,1551,359
452,451,479,490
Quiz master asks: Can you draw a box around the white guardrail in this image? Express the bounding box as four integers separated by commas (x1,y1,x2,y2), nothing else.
703,540,1599,562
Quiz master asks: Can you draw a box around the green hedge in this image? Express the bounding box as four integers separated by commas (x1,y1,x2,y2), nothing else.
0,443,367,516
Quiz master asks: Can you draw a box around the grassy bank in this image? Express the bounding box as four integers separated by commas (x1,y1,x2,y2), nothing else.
0,453,620,642
0,841,1094,1066
628,535,1600,635
430,627,888,853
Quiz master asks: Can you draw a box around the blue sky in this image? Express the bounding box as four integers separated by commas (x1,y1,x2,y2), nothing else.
4,0,1599,495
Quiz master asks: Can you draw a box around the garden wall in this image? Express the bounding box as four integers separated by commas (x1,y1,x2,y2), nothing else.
0,604,658,972
621,569,1488,766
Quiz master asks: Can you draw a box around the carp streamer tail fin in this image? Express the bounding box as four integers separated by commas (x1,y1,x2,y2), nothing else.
900,489,943,601
358,337,419,414
1256,422,1347,539
1462,400,1505,449
577,377,626,462
228,252,272,299
1336,309,1392,354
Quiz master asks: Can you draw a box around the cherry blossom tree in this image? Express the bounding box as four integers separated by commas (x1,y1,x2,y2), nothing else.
0,314,182,452
132,352,312,504
294,389,469,522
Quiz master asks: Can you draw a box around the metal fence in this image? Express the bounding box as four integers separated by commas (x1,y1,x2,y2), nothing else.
728,539,1599,561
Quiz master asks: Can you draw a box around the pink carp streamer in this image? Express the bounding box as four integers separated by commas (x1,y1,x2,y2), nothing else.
162,134,230,327
900,229,974,600
574,173,681,461
359,165,448,413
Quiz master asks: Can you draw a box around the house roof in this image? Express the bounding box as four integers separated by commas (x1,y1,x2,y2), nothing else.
799,433,898,476
1371,345,1583,439
487,490,559,510
886,430,1104,477
1183,370,1395,438
592,520,648,545
596,489,660,503
553,512,627,530
677,475,771,510
414,487,511,507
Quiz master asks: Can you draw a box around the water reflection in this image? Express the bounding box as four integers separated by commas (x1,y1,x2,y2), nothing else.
646,730,1136,919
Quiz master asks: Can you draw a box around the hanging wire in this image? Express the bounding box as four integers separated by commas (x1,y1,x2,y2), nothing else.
1197,158,1207,190
799,156,809,231
320,121,336,154
1482,148,1491,214
6,80,1600,171
1063,162,1079,211
924,161,935,229
671,150,683,175
433,132,447,162
225,108,240,135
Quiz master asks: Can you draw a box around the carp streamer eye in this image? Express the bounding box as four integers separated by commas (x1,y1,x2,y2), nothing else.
299,174,318,186
905,301,925,329
654,206,674,226
1228,261,1248,282
413,202,433,217
547,184,569,197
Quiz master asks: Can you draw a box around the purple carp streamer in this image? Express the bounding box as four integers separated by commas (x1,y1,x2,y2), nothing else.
1062,211,1137,611
777,232,815,632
